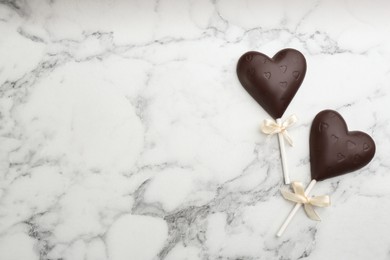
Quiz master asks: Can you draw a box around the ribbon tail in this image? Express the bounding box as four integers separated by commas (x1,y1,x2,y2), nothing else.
310,196,331,208
281,114,297,146
282,131,293,146
291,182,305,195
304,204,321,221
281,189,306,204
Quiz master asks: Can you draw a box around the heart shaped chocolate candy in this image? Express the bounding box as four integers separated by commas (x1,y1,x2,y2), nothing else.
310,110,376,181
236,49,307,119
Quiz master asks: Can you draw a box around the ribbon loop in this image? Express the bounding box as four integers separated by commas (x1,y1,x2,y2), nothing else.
261,114,297,146
281,181,330,221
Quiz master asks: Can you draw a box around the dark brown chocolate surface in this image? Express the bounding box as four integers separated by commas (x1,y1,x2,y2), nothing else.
310,110,376,181
236,49,306,119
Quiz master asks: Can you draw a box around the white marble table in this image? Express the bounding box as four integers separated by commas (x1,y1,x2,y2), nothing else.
1,1,390,259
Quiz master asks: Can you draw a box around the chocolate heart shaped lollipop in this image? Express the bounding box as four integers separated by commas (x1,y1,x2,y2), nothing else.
310,110,376,181
277,110,376,236
236,49,307,119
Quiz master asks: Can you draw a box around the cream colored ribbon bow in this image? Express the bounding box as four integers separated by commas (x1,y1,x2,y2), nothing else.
281,182,331,221
261,114,297,146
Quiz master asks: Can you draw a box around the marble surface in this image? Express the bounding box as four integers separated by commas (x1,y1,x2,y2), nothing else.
1,0,390,259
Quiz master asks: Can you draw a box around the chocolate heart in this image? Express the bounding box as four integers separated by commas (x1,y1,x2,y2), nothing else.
236,49,307,119
310,110,376,181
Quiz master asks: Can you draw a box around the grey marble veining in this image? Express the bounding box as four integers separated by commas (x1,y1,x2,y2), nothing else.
1,0,390,259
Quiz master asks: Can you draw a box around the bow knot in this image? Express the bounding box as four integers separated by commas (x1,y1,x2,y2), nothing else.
261,114,297,146
281,182,330,221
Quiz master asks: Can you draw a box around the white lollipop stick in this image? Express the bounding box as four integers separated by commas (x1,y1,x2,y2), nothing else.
276,179,317,237
276,118,290,184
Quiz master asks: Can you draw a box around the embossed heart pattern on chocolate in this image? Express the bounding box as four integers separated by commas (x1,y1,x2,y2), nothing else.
310,110,376,181
237,48,307,119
